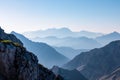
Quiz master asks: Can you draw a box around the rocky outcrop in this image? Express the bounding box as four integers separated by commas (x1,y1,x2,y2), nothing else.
0,27,23,46
0,27,63,80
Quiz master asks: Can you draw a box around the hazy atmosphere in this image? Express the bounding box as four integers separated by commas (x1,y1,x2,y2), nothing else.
0,0,120,33
0,0,120,80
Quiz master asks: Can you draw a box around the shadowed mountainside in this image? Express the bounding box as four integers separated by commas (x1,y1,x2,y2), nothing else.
52,66,88,80
11,31,69,68
63,40,120,80
54,46,89,59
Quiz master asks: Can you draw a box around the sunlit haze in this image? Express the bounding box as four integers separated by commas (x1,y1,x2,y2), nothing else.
0,0,120,33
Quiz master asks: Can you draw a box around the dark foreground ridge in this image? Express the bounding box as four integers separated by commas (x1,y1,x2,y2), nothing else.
0,27,63,80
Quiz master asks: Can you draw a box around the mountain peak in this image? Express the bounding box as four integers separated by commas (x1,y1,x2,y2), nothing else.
47,27,71,32
0,27,23,45
111,31,119,35
11,31,16,33
60,27,71,31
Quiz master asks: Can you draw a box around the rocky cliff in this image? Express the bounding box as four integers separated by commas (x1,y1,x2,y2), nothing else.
0,27,63,80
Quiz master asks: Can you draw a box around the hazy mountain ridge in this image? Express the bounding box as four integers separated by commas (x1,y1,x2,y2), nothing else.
31,36,102,49
23,27,103,38
96,31,120,45
63,40,120,80
24,28,120,50
11,31,69,68
54,46,89,59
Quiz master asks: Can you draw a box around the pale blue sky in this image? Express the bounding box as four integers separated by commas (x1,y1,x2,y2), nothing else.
0,0,120,33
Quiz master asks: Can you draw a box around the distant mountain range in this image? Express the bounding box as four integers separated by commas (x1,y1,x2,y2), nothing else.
63,40,120,80
11,31,69,68
96,31,120,45
52,66,88,80
23,28,120,50
31,36,102,49
54,46,89,59
23,27,103,38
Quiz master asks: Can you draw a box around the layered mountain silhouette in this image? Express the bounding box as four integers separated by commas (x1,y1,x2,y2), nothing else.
31,36,101,49
96,31,120,45
23,27,103,38
24,28,120,50
0,27,63,80
54,46,89,59
1,26,120,80
52,66,88,80
63,40,120,80
11,31,69,68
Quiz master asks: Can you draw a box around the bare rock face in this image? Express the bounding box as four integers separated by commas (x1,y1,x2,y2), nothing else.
0,40,63,80
0,42,38,80
0,27,63,80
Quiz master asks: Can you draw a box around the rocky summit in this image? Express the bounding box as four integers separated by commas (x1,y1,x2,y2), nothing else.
0,27,63,80
0,27,23,46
